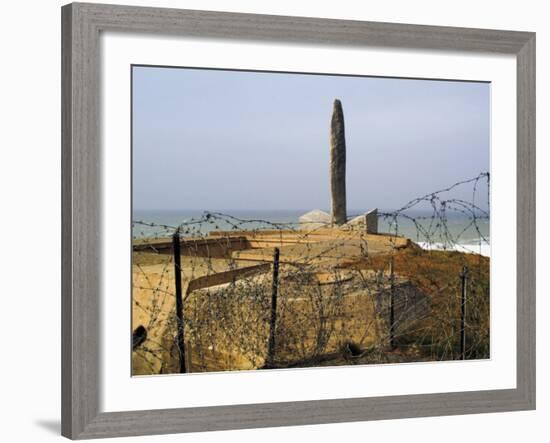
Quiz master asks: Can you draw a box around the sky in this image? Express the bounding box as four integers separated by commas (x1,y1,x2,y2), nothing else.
132,66,490,211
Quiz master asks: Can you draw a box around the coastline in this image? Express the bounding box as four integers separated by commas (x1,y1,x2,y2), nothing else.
417,241,490,258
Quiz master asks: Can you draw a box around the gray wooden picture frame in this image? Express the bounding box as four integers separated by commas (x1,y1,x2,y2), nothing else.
61,2,536,439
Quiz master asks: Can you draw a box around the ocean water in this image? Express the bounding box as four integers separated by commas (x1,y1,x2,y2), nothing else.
133,208,489,256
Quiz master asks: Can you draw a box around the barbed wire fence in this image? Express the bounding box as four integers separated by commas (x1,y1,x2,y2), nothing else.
131,172,490,375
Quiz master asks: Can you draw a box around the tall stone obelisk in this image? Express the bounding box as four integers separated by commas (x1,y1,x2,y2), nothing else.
330,99,347,225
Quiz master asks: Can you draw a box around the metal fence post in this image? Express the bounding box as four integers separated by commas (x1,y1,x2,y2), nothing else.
172,229,187,373
389,256,396,350
459,266,468,360
266,247,280,368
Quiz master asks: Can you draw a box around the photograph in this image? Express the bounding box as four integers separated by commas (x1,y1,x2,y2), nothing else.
131,66,490,376
0,0,540,440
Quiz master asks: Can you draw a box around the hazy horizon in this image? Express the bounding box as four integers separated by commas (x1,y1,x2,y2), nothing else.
133,66,490,212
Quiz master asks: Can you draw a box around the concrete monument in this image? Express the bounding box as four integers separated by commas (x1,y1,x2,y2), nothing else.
330,99,347,225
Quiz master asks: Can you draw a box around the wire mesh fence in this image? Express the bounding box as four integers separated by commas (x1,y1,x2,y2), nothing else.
131,173,490,375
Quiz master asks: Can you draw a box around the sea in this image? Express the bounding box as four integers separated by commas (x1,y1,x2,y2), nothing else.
132,208,490,257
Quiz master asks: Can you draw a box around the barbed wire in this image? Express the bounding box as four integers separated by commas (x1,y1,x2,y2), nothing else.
131,172,490,374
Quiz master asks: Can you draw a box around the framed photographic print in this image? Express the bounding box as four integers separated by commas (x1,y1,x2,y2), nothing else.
61,2,535,439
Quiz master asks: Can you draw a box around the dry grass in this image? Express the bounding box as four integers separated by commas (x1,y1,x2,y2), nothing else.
344,247,490,361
